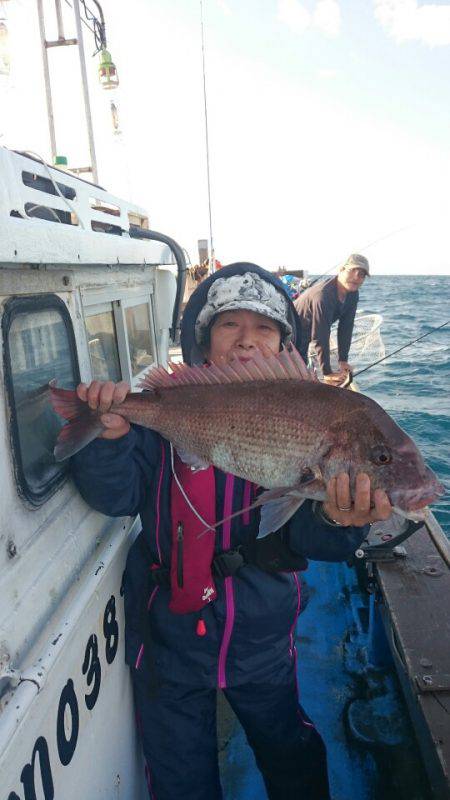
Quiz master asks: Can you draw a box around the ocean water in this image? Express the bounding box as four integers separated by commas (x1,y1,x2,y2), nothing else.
348,275,449,536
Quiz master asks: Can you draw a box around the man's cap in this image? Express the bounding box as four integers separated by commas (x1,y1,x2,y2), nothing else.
343,254,370,275
194,271,293,346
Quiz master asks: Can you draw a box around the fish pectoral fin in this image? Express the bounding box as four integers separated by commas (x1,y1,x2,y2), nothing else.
297,476,327,501
258,476,326,505
256,477,328,539
196,479,327,541
176,447,211,472
195,486,297,539
257,493,306,539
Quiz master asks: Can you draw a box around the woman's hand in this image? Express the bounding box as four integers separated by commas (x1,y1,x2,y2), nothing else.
76,381,131,440
323,472,393,527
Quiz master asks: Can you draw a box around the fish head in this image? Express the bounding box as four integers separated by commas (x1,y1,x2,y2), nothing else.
319,393,445,514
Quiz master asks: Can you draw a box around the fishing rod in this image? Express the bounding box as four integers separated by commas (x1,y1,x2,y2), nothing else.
349,319,449,381
200,0,215,272
307,223,416,288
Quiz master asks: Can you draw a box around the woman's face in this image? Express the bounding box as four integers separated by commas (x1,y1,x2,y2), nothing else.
205,309,282,365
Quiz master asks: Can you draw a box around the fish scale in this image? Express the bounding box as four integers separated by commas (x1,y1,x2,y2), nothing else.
51,347,444,523
115,381,321,488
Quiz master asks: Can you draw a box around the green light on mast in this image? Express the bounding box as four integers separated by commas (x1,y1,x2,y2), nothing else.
98,48,119,90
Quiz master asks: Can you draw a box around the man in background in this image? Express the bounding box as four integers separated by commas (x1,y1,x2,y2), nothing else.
294,254,369,385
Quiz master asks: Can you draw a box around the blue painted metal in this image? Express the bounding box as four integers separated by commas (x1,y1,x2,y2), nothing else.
294,561,376,800
367,592,392,669
221,561,432,800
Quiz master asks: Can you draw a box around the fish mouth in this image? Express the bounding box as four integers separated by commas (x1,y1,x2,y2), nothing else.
407,493,442,511
391,481,445,513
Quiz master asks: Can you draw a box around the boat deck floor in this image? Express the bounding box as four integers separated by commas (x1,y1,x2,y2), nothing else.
218,560,432,800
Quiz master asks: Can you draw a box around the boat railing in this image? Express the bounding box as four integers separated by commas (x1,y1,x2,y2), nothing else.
0,147,147,233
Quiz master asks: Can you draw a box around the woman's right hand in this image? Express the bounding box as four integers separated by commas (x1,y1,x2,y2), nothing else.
76,381,131,439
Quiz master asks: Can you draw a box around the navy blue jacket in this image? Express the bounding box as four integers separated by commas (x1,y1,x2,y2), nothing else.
294,277,358,374
71,263,367,687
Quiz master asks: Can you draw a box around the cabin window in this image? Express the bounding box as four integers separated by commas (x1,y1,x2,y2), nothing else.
2,295,79,504
85,305,121,382
82,291,157,386
125,302,155,377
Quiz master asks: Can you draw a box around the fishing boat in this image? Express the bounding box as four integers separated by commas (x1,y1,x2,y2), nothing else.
1,5,449,800
1,146,449,800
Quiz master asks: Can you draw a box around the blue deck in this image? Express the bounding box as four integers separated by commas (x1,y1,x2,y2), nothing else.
221,561,431,800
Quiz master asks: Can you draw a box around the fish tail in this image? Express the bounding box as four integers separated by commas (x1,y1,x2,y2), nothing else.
50,385,105,461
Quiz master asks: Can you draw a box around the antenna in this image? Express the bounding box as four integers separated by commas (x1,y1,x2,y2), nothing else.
200,0,215,272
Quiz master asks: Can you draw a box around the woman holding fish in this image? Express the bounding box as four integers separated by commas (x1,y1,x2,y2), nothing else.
52,263,442,800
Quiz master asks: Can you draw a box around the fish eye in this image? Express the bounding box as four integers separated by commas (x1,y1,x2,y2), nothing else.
370,445,392,466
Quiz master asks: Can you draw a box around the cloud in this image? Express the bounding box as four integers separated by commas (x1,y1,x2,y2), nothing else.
374,1,450,47
278,0,310,34
217,0,232,14
314,0,341,37
278,0,341,38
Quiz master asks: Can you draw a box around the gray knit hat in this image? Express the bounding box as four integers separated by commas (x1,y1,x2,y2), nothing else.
195,271,293,345
343,254,370,275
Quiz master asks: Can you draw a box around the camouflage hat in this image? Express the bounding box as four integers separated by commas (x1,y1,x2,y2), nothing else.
343,254,370,275
195,271,292,345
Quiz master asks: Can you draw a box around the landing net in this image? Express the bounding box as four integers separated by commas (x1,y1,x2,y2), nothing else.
329,313,385,369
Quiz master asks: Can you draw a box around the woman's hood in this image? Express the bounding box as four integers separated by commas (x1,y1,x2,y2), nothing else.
180,262,302,365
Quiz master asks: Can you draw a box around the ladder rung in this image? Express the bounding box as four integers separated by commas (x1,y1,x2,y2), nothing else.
45,38,78,48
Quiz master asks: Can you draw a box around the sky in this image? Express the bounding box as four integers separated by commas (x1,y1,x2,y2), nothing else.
2,0,450,274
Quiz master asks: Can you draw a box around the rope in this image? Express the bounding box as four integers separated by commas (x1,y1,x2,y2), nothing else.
170,444,214,531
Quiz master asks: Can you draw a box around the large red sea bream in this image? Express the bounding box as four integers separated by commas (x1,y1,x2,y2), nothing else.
51,348,444,537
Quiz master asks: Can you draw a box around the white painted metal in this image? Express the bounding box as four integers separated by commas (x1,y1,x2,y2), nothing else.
423,507,450,567
37,0,57,162
0,148,167,266
154,268,177,366
0,147,179,798
73,0,99,182
0,306,150,798
1,518,147,799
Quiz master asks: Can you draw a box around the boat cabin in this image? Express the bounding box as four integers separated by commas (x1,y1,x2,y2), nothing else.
0,146,184,799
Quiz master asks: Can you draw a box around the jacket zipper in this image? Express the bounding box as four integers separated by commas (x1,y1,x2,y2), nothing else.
218,475,235,688
176,521,184,588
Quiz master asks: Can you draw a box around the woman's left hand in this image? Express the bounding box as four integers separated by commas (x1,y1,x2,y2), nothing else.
323,472,393,527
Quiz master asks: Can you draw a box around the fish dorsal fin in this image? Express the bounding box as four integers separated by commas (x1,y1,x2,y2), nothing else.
138,347,316,391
